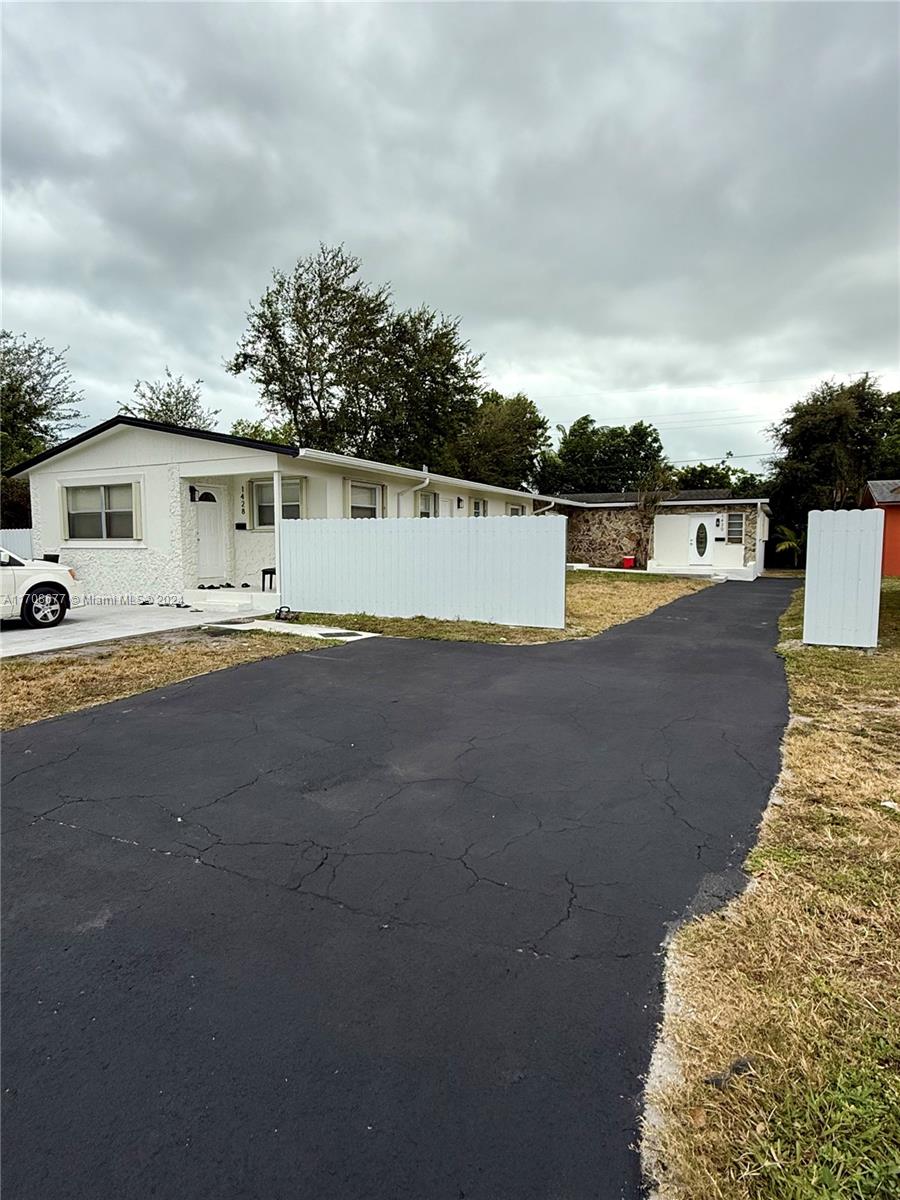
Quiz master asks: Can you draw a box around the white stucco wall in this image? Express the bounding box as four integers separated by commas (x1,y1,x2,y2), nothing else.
234,528,276,589
26,426,279,598
649,506,764,579
29,458,184,600
652,513,743,569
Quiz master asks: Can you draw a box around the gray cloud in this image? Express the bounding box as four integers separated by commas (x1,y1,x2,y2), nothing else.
3,1,898,468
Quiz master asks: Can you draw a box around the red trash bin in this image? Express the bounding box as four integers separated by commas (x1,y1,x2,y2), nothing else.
622,555,635,569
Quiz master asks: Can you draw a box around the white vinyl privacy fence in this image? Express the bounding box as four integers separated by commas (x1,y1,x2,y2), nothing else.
280,515,567,629
0,529,33,559
802,509,884,648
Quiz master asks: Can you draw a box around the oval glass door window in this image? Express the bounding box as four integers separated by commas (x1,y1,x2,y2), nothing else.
198,491,217,502
696,522,708,556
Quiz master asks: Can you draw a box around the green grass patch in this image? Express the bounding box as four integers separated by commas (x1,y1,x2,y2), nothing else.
745,844,808,873
746,1038,900,1200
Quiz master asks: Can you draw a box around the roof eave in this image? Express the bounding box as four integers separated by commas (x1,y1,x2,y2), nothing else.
294,447,555,501
6,416,299,476
551,496,770,509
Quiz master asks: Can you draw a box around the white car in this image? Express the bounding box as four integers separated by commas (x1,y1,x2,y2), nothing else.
0,547,85,628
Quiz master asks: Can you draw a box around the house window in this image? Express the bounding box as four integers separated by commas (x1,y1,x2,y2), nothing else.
254,479,302,527
726,512,745,543
471,498,489,517
507,503,526,516
350,483,381,519
418,492,440,518
66,484,135,539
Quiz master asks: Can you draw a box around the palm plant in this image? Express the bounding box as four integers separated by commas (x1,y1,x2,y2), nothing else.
775,524,805,566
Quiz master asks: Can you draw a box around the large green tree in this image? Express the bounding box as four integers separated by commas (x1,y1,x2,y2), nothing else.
228,245,485,471
365,306,482,473
769,374,900,528
533,416,666,494
231,417,296,444
227,244,393,452
454,390,549,489
675,457,771,498
1,331,83,526
674,461,736,490
1,330,83,473
120,366,219,430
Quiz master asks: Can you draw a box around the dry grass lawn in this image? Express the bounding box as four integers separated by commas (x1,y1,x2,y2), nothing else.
288,569,711,644
1,629,332,730
644,580,900,1200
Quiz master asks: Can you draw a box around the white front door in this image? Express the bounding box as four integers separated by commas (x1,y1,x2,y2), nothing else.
196,488,226,581
688,515,713,566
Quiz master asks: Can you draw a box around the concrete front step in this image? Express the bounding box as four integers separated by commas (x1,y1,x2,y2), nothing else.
201,619,378,642
183,589,280,610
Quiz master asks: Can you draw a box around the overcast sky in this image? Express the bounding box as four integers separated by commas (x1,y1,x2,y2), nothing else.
3,2,898,470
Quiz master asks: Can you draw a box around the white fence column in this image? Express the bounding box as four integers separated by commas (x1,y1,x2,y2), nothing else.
279,515,567,629
802,509,884,648
273,470,282,600
0,529,33,559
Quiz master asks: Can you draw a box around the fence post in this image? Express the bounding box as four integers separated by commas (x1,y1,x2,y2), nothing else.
802,509,883,648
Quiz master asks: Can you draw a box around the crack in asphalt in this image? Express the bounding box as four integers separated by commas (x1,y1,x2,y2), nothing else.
14,710,767,963
719,728,769,781
1,746,82,787
29,811,622,965
531,871,578,946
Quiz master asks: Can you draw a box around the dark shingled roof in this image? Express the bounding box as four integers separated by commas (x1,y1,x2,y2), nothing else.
8,415,298,476
866,480,900,505
556,488,735,505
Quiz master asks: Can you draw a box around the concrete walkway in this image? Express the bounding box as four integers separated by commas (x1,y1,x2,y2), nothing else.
1,580,795,1199
0,600,277,657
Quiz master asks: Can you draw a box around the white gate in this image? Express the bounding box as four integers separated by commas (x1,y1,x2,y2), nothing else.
802,509,884,648
0,529,34,559
280,515,567,629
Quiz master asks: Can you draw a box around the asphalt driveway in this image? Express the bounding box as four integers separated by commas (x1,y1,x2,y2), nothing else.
1,580,794,1200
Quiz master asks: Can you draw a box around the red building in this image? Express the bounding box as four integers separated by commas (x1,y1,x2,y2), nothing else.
863,480,900,577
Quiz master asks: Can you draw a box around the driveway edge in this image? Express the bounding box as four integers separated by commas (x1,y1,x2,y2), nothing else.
639,725,791,1198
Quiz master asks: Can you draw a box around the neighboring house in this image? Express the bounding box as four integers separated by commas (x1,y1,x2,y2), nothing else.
863,480,900,577
550,489,771,581
8,417,543,603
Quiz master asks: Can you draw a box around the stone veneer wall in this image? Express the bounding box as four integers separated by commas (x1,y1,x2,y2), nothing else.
562,502,760,568
564,507,646,567
741,506,759,567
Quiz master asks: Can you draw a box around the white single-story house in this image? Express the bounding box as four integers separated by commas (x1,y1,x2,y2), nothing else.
9,417,545,605
551,489,772,581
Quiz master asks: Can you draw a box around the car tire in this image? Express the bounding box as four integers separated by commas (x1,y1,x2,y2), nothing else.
21,586,68,628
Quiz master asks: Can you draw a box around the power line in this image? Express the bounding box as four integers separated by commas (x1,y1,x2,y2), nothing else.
518,368,881,401
639,408,764,424
545,403,793,433
555,405,756,421
652,416,773,431
668,451,772,465
545,409,781,434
